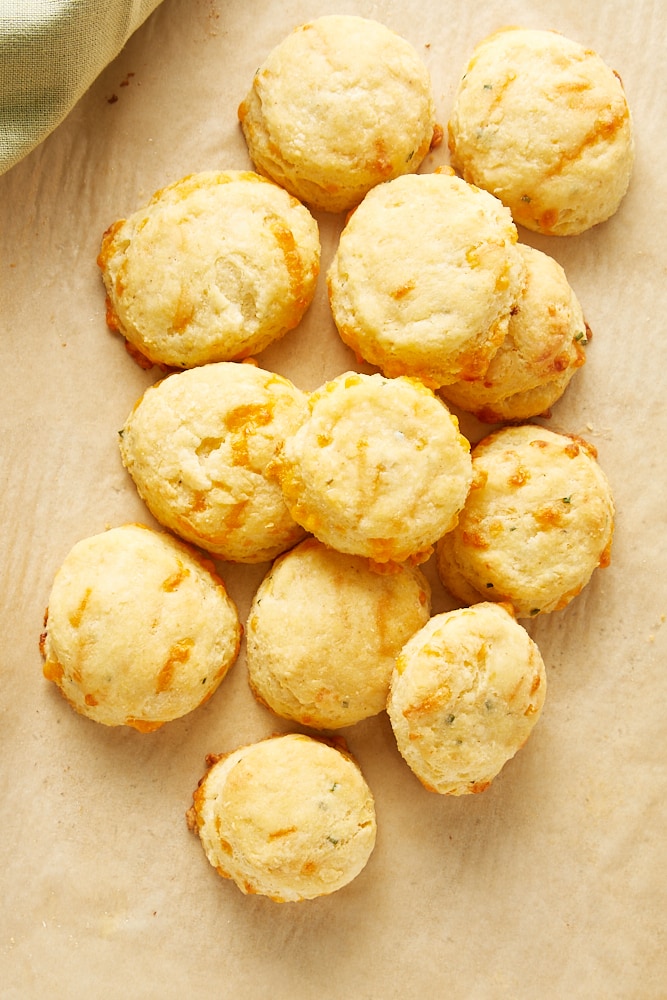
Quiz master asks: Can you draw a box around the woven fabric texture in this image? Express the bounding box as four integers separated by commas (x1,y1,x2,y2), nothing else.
0,0,163,174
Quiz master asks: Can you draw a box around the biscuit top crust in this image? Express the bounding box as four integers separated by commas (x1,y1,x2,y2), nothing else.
191,733,377,901
274,371,473,564
97,170,320,368
238,15,437,213
41,524,241,730
387,602,546,795
436,424,614,617
119,362,309,563
327,171,524,387
448,27,634,235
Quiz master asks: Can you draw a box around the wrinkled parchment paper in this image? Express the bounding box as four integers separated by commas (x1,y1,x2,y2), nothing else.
2,1,665,997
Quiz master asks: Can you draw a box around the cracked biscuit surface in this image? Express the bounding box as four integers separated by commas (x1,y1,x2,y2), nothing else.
188,733,377,901
387,602,546,795
271,371,473,565
448,27,634,235
40,524,241,731
327,171,525,387
98,170,320,368
435,424,615,618
246,537,431,729
119,362,309,563
238,15,439,213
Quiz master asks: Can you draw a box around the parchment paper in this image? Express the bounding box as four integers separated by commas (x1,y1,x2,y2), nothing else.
2,1,665,997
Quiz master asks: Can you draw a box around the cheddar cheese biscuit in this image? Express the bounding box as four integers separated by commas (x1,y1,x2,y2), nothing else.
435,424,614,617
387,602,546,795
187,733,377,901
440,244,588,422
238,15,439,214
246,537,431,729
272,371,473,564
327,171,525,387
448,27,634,235
40,524,241,731
98,170,320,368
119,362,309,563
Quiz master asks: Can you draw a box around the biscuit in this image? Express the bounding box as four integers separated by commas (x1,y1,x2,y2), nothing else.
435,425,614,618
272,371,473,564
440,244,588,422
448,27,634,235
246,537,431,729
39,524,242,731
187,733,377,901
238,15,440,213
387,602,546,795
119,362,309,563
327,171,525,387
98,170,320,368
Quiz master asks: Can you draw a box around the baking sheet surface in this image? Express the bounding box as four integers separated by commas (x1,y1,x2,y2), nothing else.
2,1,665,997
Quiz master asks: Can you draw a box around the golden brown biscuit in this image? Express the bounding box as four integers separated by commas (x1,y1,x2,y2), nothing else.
187,734,377,901
327,171,525,387
387,602,546,795
246,537,431,729
272,371,473,565
119,362,309,563
98,170,320,368
238,15,439,213
440,244,588,422
40,524,241,731
435,424,614,617
448,27,634,235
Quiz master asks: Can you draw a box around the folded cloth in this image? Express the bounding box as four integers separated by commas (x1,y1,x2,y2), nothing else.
0,0,163,175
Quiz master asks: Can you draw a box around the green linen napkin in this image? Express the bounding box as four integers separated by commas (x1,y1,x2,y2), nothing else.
0,0,163,174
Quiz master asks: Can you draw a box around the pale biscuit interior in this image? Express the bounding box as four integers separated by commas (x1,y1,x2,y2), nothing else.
40,524,241,731
246,537,431,729
98,170,320,368
387,602,546,795
189,734,377,901
238,15,438,213
448,27,634,235
119,362,309,563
